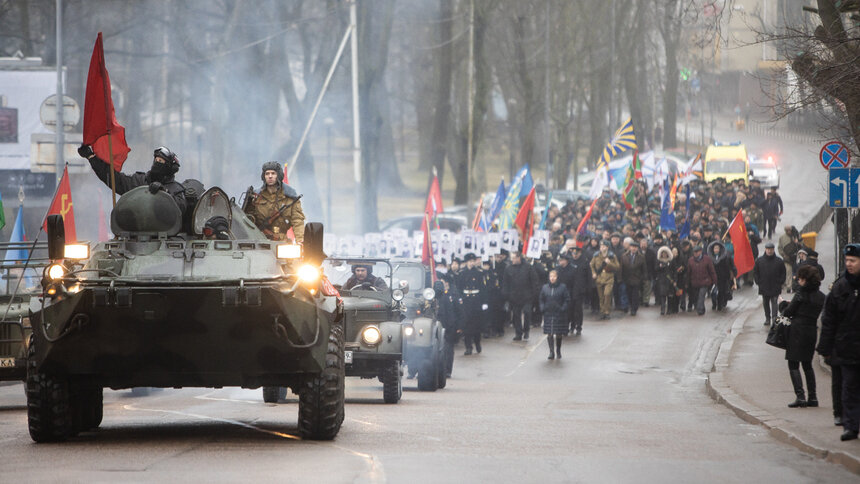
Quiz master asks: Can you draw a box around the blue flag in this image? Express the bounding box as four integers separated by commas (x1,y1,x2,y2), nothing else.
484,180,507,229
538,190,553,230
498,165,533,229
3,205,27,263
678,185,691,239
659,179,676,231
518,164,534,196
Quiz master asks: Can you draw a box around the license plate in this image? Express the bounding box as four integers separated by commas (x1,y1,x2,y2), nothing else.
344,351,353,364
0,358,15,368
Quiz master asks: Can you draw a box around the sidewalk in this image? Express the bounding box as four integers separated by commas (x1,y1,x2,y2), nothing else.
707,220,860,474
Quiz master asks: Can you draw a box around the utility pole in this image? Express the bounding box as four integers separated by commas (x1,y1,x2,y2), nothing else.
544,0,551,189
55,0,64,185
350,0,361,186
466,0,474,205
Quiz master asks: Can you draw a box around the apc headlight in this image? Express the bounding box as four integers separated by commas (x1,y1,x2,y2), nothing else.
46,263,66,281
63,243,89,260
392,288,404,301
277,244,301,259
361,326,382,346
403,324,414,337
422,287,435,301
297,264,320,283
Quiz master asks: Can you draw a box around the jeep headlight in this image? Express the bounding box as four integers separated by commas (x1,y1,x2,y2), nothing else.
392,288,404,301
63,243,89,260
361,325,382,346
297,264,320,283
422,287,435,301
403,324,414,337
46,263,66,281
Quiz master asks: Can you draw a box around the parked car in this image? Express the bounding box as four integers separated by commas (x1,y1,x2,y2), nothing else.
749,155,780,188
379,213,468,236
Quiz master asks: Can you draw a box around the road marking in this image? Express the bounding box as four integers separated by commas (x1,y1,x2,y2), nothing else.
349,417,441,442
123,402,386,482
504,335,547,377
194,389,269,405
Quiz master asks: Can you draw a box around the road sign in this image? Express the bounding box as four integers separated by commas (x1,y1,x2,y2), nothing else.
820,140,851,170
829,167,860,208
39,95,80,133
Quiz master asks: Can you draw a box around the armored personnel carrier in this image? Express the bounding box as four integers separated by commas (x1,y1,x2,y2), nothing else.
27,185,344,442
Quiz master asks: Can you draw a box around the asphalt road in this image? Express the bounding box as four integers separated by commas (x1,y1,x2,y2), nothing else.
0,291,854,483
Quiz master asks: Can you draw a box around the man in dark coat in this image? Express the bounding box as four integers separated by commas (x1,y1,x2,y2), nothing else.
753,242,786,326
621,243,647,316
818,243,860,441
80,145,187,215
686,245,717,316
456,253,487,355
567,246,591,334
434,280,464,378
503,251,539,341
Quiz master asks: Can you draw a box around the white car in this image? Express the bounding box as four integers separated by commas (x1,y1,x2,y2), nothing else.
749,155,780,188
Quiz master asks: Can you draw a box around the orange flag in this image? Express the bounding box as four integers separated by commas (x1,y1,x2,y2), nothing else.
43,165,77,242
727,210,755,276
514,187,536,255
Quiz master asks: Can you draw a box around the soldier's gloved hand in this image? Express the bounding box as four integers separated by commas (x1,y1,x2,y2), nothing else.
148,181,163,194
78,144,94,159
481,304,488,311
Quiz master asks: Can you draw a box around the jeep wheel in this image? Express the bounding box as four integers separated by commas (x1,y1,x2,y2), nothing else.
262,386,280,403
435,349,447,389
417,356,438,392
26,340,74,442
298,323,345,440
382,361,402,403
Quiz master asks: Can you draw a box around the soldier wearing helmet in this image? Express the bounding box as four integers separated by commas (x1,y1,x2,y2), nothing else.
244,161,305,243
79,144,188,214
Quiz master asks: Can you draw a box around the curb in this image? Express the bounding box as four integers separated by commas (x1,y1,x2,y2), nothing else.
706,306,860,475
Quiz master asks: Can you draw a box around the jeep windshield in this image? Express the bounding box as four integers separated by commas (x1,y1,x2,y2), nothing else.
323,258,393,298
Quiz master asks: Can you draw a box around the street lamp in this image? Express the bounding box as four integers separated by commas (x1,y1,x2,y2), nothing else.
324,117,334,229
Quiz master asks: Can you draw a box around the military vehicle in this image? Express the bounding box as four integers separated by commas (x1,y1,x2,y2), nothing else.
27,185,344,442
0,241,51,382
395,261,447,391
323,258,406,403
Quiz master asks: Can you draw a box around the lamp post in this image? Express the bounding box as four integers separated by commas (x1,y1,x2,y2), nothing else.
324,117,334,229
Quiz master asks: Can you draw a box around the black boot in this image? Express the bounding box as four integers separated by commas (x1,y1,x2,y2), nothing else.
804,366,818,407
547,335,555,360
788,369,807,408
555,335,562,359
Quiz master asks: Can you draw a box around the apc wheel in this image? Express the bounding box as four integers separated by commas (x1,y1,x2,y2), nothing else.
263,386,280,403
417,356,438,392
73,384,103,432
26,340,73,442
298,324,345,440
382,361,402,404
436,349,447,390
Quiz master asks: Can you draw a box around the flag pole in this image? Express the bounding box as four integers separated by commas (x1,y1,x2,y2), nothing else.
108,132,115,206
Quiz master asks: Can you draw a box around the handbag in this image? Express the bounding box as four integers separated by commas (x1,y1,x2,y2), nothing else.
765,315,790,349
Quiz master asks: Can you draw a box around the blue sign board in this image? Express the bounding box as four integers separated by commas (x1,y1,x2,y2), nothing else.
829,167,859,208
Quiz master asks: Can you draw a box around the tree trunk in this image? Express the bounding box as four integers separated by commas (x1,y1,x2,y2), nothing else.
662,40,679,149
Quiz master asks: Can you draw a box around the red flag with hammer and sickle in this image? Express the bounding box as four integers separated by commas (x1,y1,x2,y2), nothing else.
43,165,77,242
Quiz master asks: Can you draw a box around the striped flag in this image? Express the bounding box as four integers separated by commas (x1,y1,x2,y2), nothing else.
597,117,637,170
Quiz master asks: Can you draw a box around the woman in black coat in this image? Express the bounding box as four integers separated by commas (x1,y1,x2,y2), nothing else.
779,265,826,408
708,241,737,312
539,270,571,360
654,246,675,315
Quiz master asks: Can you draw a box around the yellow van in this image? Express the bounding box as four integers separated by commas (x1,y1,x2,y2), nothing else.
704,142,749,184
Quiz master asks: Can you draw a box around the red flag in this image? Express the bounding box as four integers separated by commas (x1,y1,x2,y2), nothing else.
727,210,755,276
421,213,436,282
471,197,484,232
282,162,289,184
575,198,599,247
83,32,131,171
514,187,536,255
425,175,443,227
42,166,77,242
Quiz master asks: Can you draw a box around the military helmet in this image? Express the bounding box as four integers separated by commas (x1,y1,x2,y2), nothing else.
153,146,180,173
261,161,283,183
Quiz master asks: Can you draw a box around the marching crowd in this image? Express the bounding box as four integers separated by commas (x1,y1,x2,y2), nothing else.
433,175,794,362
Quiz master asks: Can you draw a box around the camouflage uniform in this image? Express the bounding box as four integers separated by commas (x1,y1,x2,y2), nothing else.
247,185,305,243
